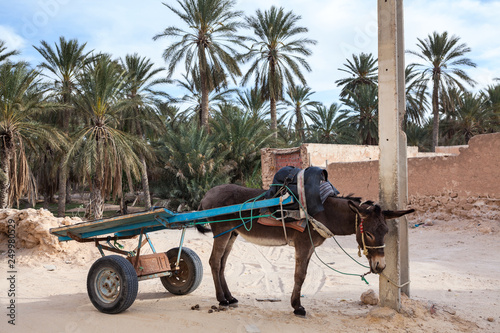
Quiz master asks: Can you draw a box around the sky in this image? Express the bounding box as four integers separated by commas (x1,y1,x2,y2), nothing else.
1,0,499,108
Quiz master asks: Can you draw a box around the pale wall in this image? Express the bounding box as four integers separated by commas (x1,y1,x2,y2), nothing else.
303,143,420,166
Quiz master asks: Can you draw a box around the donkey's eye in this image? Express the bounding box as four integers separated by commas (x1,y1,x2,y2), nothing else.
365,232,375,241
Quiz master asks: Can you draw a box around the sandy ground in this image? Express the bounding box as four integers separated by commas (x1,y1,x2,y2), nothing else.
1,211,499,333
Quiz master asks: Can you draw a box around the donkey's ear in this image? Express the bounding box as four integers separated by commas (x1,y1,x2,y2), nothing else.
383,209,415,220
348,201,361,215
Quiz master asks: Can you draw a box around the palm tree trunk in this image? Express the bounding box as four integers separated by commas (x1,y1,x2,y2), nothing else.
0,148,12,209
126,167,134,194
140,154,151,210
116,167,127,215
119,193,126,215
431,76,440,152
43,192,50,209
90,178,104,220
89,136,104,219
199,48,210,129
270,97,277,138
269,59,278,139
57,159,67,216
200,81,209,128
57,103,70,217
66,181,72,203
296,105,304,140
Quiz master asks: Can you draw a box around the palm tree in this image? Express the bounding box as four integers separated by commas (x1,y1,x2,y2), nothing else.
0,40,20,63
441,92,489,144
34,36,92,216
305,103,351,144
120,53,167,210
407,31,476,151
340,84,379,145
235,87,269,118
68,56,151,219
404,64,428,127
284,85,317,141
241,6,317,136
175,68,235,121
276,112,300,146
157,121,230,210
153,0,246,129
335,53,378,98
483,84,500,132
156,102,189,129
0,62,67,208
211,103,274,182
405,120,432,152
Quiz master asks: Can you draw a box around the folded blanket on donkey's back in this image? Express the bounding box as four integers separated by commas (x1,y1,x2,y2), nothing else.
264,166,339,217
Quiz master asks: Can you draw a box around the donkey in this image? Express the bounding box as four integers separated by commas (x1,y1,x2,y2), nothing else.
199,184,414,316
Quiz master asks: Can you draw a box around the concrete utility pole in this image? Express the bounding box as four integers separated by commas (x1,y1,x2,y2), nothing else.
377,0,410,311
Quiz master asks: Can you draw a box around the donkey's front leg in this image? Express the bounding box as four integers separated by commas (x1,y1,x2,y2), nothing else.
291,243,314,317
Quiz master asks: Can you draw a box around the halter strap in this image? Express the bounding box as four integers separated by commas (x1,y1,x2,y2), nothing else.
355,214,386,257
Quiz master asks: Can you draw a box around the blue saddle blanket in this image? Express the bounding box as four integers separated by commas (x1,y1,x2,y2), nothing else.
264,166,339,216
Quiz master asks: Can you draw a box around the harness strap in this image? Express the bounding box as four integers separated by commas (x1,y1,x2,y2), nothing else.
308,215,334,238
355,214,386,257
297,169,307,219
213,220,247,238
279,195,289,243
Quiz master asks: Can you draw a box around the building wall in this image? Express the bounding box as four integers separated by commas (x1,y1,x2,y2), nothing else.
260,133,499,219
262,144,419,189
435,145,467,155
261,147,306,189
326,132,500,201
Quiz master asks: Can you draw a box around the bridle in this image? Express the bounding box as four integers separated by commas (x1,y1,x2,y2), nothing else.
355,213,386,257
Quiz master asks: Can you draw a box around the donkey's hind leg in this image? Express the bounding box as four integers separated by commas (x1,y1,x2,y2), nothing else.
219,231,239,306
209,230,238,306
291,242,314,317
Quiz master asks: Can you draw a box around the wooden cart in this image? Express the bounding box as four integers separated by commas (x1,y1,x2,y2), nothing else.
50,194,293,314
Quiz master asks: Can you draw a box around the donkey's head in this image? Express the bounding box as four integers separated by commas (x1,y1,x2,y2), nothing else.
348,201,414,273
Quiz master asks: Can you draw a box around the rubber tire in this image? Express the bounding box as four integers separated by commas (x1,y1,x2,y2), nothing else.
161,247,203,295
87,255,138,314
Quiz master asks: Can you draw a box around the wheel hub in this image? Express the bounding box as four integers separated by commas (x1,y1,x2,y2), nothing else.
95,268,121,303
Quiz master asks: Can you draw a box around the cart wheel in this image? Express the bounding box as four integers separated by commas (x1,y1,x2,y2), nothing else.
87,255,138,314
161,247,203,295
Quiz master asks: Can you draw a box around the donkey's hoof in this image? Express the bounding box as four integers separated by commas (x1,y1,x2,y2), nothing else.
293,306,306,318
228,297,239,307
219,300,230,307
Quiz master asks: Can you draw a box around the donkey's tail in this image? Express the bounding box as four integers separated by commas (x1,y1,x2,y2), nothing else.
196,203,212,234
195,224,211,234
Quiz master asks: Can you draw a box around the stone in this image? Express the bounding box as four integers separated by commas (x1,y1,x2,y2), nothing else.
44,264,56,271
360,289,379,305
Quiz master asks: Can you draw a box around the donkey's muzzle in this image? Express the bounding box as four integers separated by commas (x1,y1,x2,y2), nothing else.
370,254,386,273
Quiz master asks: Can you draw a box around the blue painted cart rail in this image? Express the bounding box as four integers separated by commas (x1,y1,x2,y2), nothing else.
50,194,292,242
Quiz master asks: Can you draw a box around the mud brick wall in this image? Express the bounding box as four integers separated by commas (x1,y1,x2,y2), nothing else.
261,147,309,189
407,192,500,222
275,151,301,170
326,133,500,204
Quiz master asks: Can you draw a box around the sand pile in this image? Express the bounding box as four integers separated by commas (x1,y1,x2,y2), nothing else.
0,208,82,254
